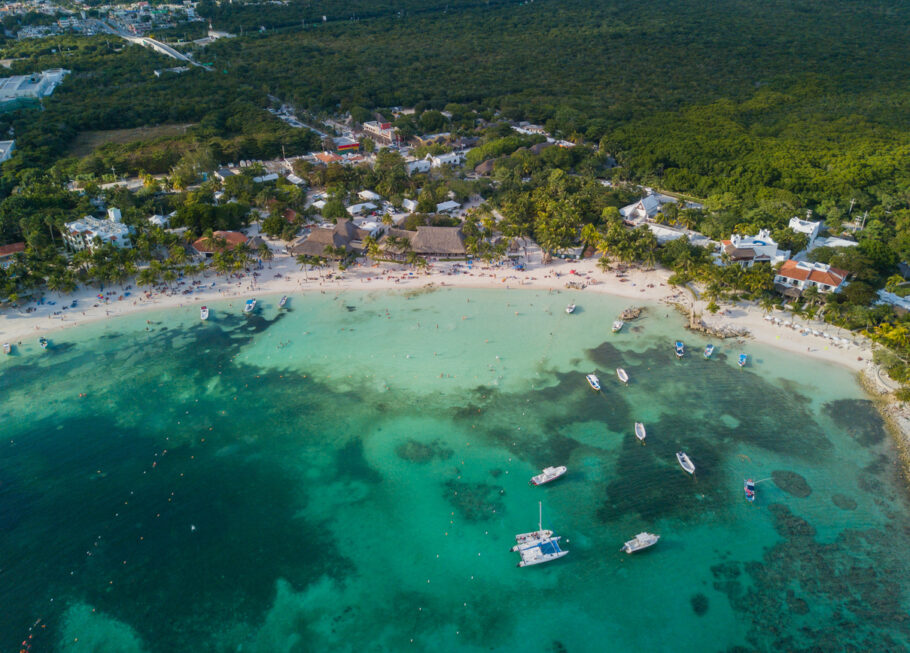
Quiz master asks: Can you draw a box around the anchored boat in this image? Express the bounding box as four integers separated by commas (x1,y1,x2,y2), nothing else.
704,344,715,359
612,320,624,333
738,353,748,368
566,303,576,314
517,537,568,567
675,341,685,358
586,373,601,391
243,298,257,314
200,306,209,321
621,532,660,554
2,343,10,355
744,478,755,502
530,466,567,486
38,337,48,350
279,295,289,309
676,451,695,474
511,502,554,551
616,368,629,384
634,422,646,443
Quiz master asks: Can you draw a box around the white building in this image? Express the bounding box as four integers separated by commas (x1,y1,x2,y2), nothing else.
346,202,378,216
362,120,398,145
810,235,858,251
358,190,382,201
148,214,169,228
876,289,910,312
428,152,463,168
406,159,432,175
0,140,15,163
436,200,460,213
402,198,418,213
718,229,789,268
788,216,822,246
64,215,132,251
107,207,122,222
620,194,663,223
774,260,848,294
0,69,69,105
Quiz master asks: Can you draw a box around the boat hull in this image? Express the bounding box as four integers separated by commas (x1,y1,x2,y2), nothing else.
530,466,567,485
676,452,695,474
634,422,646,441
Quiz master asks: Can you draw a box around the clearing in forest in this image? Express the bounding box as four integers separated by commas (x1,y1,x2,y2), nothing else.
68,124,195,157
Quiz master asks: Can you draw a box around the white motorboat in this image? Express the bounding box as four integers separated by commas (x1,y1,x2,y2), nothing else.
612,320,624,333
616,368,629,384
511,502,554,552
200,306,209,321
634,422,646,442
621,532,660,554
243,298,257,314
704,344,715,359
566,303,576,314
2,343,10,355
38,337,48,350
517,536,568,567
676,451,695,475
278,295,288,309
586,373,601,391
530,466,567,486
675,341,685,358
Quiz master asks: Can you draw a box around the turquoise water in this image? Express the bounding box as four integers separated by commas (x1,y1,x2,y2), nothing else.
1,288,909,652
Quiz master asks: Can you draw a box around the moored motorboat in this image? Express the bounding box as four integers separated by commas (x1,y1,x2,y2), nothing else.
612,320,624,333
243,298,257,314
744,478,755,502
738,353,748,368
676,451,695,474
675,341,685,358
530,466,567,486
2,342,10,355
279,295,288,309
200,306,209,321
616,368,629,384
634,422,646,443
586,373,601,391
704,344,715,359
566,303,576,314
38,337,48,350
621,532,660,554
517,536,568,567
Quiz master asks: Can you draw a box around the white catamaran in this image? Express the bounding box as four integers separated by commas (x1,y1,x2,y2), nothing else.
511,502,554,552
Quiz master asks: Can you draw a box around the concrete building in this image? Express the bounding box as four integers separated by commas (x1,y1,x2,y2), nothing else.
406,159,432,175
718,229,789,268
0,140,15,164
788,216,822,246
436,200,460,213
362,121,398,146
63,215,132,251
0,68,68,106
402,198,418,213
620,194,663,223
774,260,848,295
428,152,463,168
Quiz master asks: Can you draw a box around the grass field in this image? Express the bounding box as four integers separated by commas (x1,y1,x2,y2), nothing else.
68,124,195,157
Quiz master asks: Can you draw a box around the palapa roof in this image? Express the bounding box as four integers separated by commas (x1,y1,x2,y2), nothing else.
287,219,357,257
0,241,26,257
411,226,466,255
378,228,417,256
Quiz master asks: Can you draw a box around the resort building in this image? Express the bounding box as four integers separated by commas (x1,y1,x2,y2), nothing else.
0,241,25,268
718,229,789,268
287,219,374,258
63,214,132,251
191,231,248,258
379,226,467,258
774,260,848,296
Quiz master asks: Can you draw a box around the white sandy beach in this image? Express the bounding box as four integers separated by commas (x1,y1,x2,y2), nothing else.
0,248,877,377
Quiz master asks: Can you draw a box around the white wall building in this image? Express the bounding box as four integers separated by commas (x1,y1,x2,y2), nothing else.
64,215,132,251
346,202,378,216
0,68,69,105
358,190,382,201
406,159,432,175
436,200,460,213
718,229,789,267
402,198,418,212
774,260,848,294
428,152,463,168
788,216,822,246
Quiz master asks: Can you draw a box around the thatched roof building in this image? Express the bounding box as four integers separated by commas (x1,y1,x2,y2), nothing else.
412,226,466,256
287,219,358,257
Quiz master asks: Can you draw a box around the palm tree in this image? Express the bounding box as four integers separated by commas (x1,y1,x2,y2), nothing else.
137,267,158,288
258,242,274,268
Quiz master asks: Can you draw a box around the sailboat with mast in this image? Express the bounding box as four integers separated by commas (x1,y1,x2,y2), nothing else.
511,502,553,551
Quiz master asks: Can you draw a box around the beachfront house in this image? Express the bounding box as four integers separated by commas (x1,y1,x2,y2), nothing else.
717,229,789,268
620,194,663,224
788,216,822,247
774,260,848,296
287,218,374,258
379,226,467,259
63,214,133,251
191,231,248,258
0,241,25,268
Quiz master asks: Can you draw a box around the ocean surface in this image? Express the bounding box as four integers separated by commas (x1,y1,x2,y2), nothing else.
1,288,908,652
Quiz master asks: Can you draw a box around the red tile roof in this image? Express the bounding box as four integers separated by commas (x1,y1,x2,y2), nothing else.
192,231,247,253
777,260,848,287
314,151,343,164
0,242,25,257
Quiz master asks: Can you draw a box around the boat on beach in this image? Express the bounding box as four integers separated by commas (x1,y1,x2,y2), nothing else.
200,306,209,321
243,298,257,314
612,320,624,333
675,341,685,358
621,532,660,554
566,303,576,314
38,337,48,350
517,536,568,567
634,422,646,443
744,478,755,502
704,344,715,359
738,353,748,368
530,466,567,486
616,368,629,384
586,373,601,391
2,343,10,355
676,451,695,475
279,295,289,309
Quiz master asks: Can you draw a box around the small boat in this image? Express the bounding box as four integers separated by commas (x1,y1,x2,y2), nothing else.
676,451,695,475
511,502,554,552
243,298,257,314
566,303,576,314
738,353,748,368
704,344,715,359
621,532,660,554
586,373,601,391
612,320,624,333
530,466,567,486
675,341,685,358
616,368,629,384
2,343,10,355
200,306,209,321
517,536,568,567
38,337,48,350
744,478,755,502
278,295,289,309
634,422,646,443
